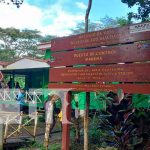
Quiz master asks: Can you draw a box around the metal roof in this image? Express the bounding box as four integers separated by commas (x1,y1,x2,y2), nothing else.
1,58,49,71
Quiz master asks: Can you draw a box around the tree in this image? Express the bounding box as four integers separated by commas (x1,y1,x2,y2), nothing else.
71,16,130,35
121,0,150,22
85,0,92,33
84,1,92,150
100,16,131,28
71,21,102,35
0,27,44,61
116,16,132,26
0,0,23,8
0,49,16,62
39,35,57,43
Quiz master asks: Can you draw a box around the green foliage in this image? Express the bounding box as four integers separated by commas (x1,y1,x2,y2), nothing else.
132,94,150,108
89,116,105,145
96,91,150,150
121,0,150,22
71,21,102,35
116,17,132,26
3,74,25,88
0,27,54,61
100,16,131,28
100,16,119,28
49,144,61,150
97,148,117,150
71,16,130,35
18,141,61,150
0,49,16,62
39,35,57,43
14,76,25,88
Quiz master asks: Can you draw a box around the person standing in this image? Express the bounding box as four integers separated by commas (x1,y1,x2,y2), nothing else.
15,82,20,89
16,89,26,113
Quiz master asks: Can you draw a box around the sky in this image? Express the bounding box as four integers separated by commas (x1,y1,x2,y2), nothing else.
0,0,138,36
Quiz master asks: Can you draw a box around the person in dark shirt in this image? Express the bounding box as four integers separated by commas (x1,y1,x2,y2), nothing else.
7,78,13,88
15,82,20,89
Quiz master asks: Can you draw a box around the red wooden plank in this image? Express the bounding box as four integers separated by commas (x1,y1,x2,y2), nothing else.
50,43,150,67
51,22,150,52
49,63,150,82
62,92,71,150
48,83,150,94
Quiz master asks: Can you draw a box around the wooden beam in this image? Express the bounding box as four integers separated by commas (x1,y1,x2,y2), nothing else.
51,22,150,52
50,43,150,67
48,83,150,94
50,63,150,83
62,92,71,150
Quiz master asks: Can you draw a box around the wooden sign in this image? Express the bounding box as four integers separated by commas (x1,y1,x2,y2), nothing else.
130,22,150,33
48,83,150,94
50,63,150,82
50,43,150,67
51,22,150,51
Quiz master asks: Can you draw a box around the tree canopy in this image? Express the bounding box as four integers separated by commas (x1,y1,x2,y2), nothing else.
71,16,130,35
121,0,150,22
0,28,57,62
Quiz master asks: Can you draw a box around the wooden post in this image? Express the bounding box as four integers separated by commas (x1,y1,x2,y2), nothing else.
44,101,54,150
84,92,90,150
62,91,71,150
33,112,38,141
4,116,9,143
44,123,51,150
18,112,23,135
0,118,4,150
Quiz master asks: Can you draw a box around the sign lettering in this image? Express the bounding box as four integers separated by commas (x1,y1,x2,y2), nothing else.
50,43,150,67
50,63,150,82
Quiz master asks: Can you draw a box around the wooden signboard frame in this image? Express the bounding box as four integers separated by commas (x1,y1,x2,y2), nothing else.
47,22,150,150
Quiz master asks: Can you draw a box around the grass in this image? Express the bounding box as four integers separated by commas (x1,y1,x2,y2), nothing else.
19,143,116,150
18,141,61,150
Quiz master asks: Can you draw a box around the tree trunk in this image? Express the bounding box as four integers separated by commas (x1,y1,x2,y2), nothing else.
85,0,92,33
84,1,92,150
84,92,90,150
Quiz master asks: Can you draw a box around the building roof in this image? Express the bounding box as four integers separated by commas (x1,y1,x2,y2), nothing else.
2,58,50,70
